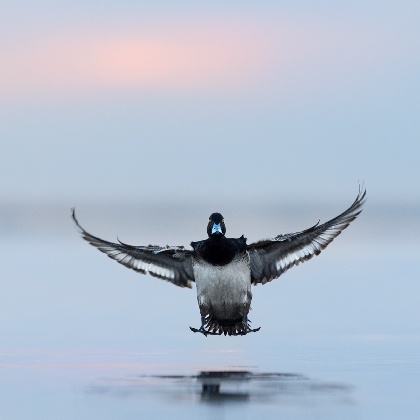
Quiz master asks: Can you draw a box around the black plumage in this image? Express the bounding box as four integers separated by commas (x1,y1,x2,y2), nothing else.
191,235,246,266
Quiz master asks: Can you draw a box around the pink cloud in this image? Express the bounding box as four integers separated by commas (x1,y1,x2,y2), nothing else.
0,22,271,99
0,16,404,101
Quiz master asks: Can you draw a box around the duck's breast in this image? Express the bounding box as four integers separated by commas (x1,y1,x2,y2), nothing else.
193,253,252,319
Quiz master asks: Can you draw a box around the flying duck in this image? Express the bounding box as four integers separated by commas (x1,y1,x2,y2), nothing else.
72,187,366,336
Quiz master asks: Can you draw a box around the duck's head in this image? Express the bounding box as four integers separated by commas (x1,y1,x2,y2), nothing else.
207,212,226,237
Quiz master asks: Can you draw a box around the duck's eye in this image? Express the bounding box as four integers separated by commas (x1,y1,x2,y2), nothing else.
209,219,212,222
222,219,225,223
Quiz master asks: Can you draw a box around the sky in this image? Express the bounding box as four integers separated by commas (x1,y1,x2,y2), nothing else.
1,0,419,208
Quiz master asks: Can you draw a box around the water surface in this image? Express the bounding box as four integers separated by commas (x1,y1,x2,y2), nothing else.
1,204,419,419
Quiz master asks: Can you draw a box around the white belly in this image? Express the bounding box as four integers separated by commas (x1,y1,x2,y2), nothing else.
192,254,252,320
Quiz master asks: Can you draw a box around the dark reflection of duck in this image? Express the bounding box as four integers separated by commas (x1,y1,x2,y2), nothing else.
87,370,351,406
72,187,366,336
198,371,251,402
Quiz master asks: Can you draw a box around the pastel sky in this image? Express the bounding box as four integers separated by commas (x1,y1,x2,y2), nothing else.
0,10,411,99
1,8,420,414
1,1,419,204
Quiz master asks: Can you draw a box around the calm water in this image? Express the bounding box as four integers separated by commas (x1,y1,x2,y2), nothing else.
1,203,419,419
1,337,419,419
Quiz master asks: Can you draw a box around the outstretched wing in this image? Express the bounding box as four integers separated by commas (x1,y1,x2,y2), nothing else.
72,209,195,288
248,187,366,285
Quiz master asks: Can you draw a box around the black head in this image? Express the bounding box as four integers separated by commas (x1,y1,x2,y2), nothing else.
207,212,226,237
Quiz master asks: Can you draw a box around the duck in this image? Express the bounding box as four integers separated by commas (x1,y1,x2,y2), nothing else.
72,187,366,336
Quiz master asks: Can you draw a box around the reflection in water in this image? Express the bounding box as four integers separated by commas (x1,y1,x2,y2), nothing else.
198,371,252,403
87,370,353,407
196,371,309,404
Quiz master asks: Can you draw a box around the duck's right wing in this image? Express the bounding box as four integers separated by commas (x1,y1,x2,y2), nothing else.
72,209,195,288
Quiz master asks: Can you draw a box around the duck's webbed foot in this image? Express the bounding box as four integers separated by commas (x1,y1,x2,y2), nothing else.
189,326,223,336
239,316,261,335
190,316,222,337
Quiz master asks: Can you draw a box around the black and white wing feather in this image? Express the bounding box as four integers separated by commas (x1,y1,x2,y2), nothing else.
248,187,366,285
72,209,195,288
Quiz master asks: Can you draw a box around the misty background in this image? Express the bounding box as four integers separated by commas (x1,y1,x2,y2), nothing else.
0,1,419,419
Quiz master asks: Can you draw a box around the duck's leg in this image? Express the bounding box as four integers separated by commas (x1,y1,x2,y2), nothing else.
239,316,261,335
189,316,208,336
190,316,222,336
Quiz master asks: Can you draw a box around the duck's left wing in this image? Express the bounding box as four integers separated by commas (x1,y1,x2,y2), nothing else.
247,187,366,285
72,209,194,288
